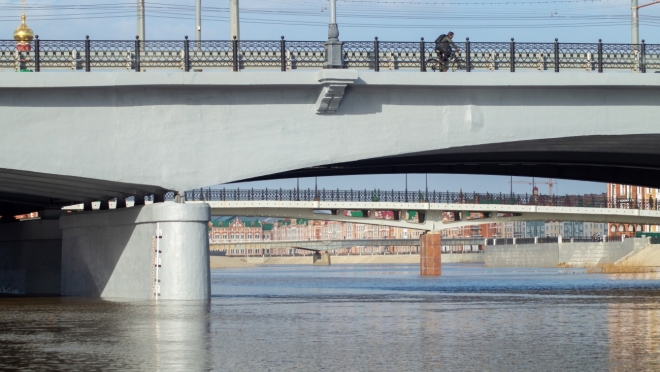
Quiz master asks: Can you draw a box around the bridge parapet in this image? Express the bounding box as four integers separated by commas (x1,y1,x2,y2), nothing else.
2,38,658,73
185,188,659,211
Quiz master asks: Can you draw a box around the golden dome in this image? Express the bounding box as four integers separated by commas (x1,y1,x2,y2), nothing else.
14,14,34,42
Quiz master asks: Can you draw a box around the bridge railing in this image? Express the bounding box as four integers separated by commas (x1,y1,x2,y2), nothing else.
3,38,658,73
182,188,660,211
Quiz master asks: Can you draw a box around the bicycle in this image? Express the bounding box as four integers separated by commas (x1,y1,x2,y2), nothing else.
427,51,464,72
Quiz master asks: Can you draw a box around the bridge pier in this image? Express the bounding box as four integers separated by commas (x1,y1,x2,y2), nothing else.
0,219,62,295
313,251,331,266
420,233,441,276
60,203,211,300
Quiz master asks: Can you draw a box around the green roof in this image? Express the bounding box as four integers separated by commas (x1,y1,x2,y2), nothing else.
210,218,263,228
262,223,274,231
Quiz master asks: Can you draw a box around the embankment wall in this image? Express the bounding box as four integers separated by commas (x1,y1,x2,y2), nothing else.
485,238,648,268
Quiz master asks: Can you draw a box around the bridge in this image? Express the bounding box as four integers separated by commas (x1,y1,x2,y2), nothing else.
3,35,660,300
209,236,623,254
191,188,660,231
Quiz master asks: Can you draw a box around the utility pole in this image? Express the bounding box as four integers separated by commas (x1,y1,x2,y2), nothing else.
137,0,145,41
196,0,202,43
632,0,660,45
325,0,343,68
230,0,240,40
633,0,639,44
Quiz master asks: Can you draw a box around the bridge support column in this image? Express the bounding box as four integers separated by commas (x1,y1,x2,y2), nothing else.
420,233,441,276
0,219,62,295
313,251,331,266
60,203,211,300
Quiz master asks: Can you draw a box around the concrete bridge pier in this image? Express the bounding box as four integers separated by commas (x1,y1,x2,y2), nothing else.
420,233,441,276
60,203,211,300
313,251,331,266
0,218,62,295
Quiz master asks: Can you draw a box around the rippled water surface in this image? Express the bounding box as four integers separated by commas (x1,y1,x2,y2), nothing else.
2,264,660,371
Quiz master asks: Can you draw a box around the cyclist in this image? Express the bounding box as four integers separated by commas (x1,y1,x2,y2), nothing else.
434,31,460,72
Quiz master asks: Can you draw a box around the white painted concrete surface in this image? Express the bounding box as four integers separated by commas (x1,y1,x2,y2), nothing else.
484,238,648,268
1,71,659,193
60,203,211,300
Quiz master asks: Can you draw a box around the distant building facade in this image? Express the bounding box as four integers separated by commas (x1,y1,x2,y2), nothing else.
607,183,660,236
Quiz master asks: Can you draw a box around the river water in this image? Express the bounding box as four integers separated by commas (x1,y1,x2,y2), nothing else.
1,264,660,371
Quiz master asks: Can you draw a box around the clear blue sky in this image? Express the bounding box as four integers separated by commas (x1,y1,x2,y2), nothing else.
2,0,659,42
3,0,651,195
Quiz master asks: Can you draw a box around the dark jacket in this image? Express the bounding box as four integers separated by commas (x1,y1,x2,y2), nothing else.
437,36,458,52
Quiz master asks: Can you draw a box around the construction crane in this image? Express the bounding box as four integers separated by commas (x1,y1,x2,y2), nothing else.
509,177,558,196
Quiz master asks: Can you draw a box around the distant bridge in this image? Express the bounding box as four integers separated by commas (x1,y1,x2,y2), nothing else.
209,236,624,253
187,188,660,231
210,238,419,253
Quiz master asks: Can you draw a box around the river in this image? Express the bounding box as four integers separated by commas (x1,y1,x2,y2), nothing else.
1,263,660,371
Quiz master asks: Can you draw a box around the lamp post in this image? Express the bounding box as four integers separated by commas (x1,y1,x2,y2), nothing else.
230,0,240,40
325,0,343,68
405,173,408,203
196,0,202,43
137,0,145,41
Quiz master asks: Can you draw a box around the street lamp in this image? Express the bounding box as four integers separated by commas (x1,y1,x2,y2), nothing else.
325,0,343,68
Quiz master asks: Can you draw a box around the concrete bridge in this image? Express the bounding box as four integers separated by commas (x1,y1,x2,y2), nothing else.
204,200,660,231
211,238,420,253
2,51,660,300
2,70,660,217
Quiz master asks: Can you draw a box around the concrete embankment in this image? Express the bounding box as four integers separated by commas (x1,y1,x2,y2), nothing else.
618,244,660,267
485,238,650,268
210,252,484,268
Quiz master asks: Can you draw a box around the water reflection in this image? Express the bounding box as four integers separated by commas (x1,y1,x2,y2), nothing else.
608,301,660,370
0,298,211,371
2,265,660,371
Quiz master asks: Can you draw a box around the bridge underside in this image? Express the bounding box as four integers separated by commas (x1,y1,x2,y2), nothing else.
211,239,420,252
243,134,660,189
0,168,169,217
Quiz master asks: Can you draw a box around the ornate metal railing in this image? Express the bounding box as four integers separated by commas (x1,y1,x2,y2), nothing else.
2,37,658,73
180,188,660,211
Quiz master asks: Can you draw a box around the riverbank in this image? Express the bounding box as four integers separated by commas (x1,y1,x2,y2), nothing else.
210,253,484,268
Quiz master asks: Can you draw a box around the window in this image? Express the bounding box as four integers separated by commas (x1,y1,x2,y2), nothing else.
222,234,227,240
248,234,253,239
256,234,260,239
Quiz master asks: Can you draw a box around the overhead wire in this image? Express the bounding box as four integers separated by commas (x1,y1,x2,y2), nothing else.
1,0,659,30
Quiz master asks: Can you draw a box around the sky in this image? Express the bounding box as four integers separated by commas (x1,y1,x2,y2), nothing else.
2,0,651,195
2,0,659,43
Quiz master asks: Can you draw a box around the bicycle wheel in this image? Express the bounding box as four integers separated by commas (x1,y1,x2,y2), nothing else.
426,58,439,72
450,58,464,72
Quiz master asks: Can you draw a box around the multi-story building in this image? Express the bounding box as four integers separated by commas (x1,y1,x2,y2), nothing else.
210,217,425,256
607,183,660,236
208,218,266,242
